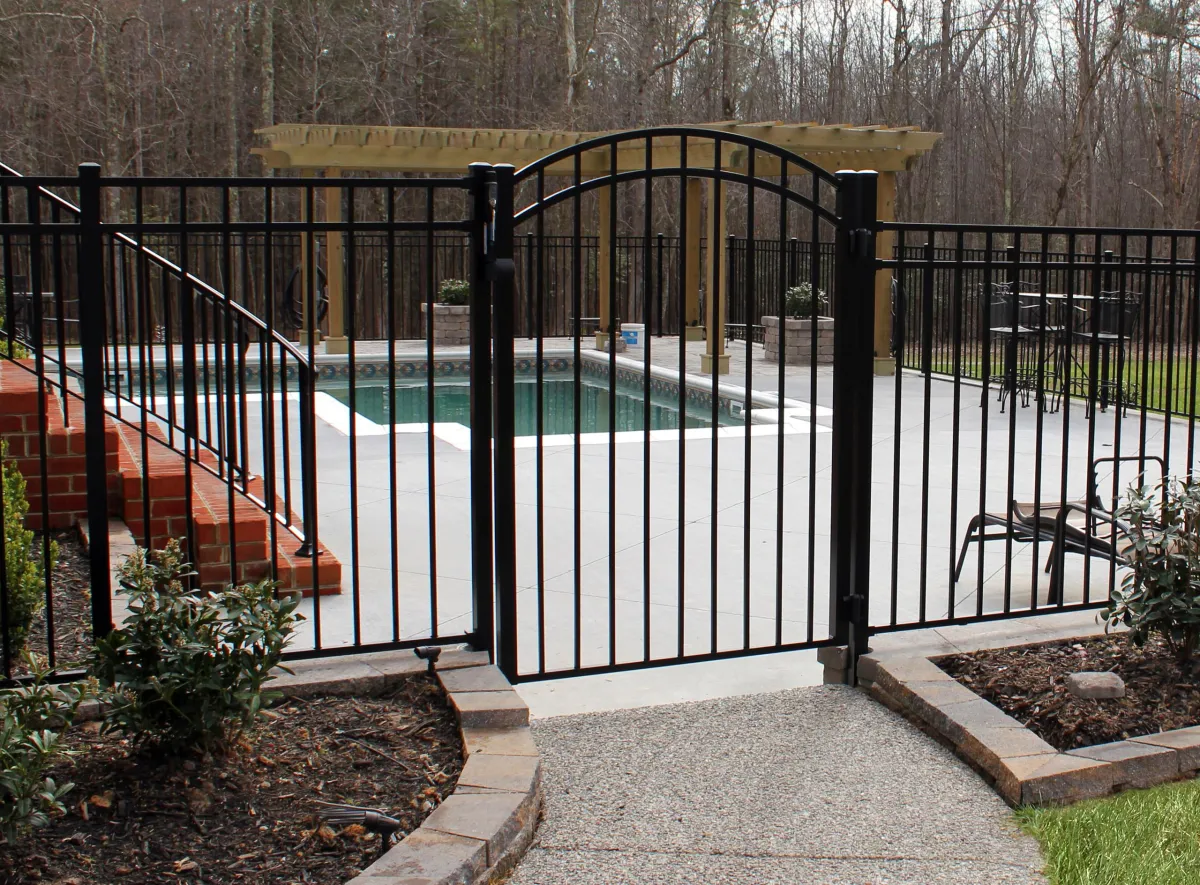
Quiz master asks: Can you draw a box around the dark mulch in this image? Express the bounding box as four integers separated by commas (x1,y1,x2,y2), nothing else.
24,528,93,671
938,634,1200,751
0,674,463,885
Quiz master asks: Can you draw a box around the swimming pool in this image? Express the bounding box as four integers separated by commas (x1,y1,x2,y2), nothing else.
323,374,740,436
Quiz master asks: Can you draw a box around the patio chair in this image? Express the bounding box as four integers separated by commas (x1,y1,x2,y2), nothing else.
1068,291,1142,418
953,499,1090,582
1044,455,1166,604
953,455,1164,589
984,281,1041,412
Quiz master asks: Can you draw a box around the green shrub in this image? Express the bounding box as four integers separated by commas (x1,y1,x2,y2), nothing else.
2,440,54,652
0,280,28,359
1105,479,1200,666
89,540,303,754
0,653,89,844
436,278,471,306
783,282,828,318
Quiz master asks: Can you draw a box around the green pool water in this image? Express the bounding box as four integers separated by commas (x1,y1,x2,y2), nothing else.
324,374,739,436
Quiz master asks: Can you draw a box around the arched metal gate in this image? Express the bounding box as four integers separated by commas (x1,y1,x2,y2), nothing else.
474,128,879,681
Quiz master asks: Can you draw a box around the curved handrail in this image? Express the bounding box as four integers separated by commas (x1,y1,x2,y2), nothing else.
0,161,312,367
0,160,319,554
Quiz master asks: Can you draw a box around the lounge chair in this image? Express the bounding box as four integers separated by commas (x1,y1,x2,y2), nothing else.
954,456,1165,601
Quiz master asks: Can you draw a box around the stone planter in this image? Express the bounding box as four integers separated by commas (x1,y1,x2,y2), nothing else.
421,302,471,347
763,315,834,365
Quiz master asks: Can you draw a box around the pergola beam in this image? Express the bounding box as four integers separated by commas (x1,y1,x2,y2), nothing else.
255,121,940,376
253,122,940,175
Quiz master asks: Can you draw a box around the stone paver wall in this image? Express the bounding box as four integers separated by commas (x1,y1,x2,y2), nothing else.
763,316,834,365
423,303,472,347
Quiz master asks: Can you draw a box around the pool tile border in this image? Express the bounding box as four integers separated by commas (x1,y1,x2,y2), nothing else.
124,352,756,422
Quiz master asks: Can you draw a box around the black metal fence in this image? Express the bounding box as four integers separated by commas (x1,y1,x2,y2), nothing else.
893,238,1199,416
0,163,495,676
876,223,1200,636
726,237,838,342
3,132,1200,686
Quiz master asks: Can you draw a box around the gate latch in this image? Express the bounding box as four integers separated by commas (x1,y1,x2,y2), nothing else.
486,257,515,282
849,228,874,261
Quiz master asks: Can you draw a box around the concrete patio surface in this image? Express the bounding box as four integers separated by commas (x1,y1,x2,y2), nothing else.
507,685,1045,885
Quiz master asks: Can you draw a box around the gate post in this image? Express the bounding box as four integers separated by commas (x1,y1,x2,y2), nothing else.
489,165,519,682
77,163,113,639
467,163,496,661
829,170,878,683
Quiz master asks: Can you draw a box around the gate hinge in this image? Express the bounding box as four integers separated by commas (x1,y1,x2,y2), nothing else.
849,228,874,261
486,257,515,282
846,593,867,624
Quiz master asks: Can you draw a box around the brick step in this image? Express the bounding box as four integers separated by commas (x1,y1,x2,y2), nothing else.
275,543,342,598
0,358,343,597
111,421,341,596
0,360,118,530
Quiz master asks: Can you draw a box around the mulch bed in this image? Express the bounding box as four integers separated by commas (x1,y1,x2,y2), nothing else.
0,674,463,885
24,528,93,671
938,634,1200,751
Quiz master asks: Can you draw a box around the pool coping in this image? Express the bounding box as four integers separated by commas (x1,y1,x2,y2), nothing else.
311,348,830,449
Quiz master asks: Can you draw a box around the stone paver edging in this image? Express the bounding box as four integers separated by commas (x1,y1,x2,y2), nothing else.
831,642,1200,805
272,647,542,885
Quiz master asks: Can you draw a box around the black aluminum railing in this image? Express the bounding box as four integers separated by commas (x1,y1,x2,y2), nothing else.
876,223,1200,635
3,134,1200,686
0,163,494,674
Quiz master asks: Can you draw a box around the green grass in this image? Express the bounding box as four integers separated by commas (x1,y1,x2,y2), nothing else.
1015,779,1200,885
915,348,1200,416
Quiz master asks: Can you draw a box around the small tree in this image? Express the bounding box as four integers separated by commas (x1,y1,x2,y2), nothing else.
2,440,54,652
1105,478,1200,667
90,540,302,754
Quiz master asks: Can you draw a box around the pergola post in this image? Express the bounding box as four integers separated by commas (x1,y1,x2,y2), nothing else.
324,167,348,354
872,171,897,375
298,168,320,347
701,179,729,375
683,178,703,341
595,185,613,349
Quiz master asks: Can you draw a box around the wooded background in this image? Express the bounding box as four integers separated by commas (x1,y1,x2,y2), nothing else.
0,1,1195,228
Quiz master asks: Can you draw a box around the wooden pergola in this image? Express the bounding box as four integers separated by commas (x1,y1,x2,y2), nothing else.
254,121,940,374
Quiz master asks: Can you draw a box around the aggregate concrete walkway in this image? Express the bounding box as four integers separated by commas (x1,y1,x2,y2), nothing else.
508,685,1045,885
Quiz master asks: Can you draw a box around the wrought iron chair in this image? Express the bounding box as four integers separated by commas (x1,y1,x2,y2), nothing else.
1068,291,1142,418
984,281,1042,411
1014,290,1072,413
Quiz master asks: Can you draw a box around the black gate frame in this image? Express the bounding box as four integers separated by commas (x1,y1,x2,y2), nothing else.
470,129,881,683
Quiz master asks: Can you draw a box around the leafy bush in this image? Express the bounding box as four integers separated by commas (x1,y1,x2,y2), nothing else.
784,283,829,318
2,440,55,652
437,278,471,306
89,540,303,754
1105,479,1200,666
0,653,89,844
